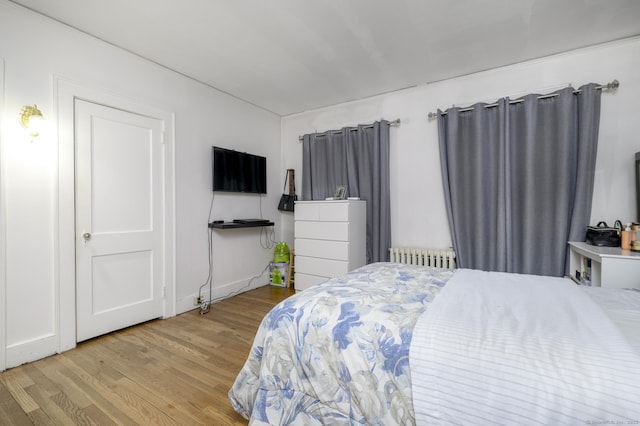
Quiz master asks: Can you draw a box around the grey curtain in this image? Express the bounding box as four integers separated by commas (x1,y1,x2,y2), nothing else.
301,121,391,263
439,84,601,276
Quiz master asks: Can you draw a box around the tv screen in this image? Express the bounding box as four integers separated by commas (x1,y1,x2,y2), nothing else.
212,146,267,194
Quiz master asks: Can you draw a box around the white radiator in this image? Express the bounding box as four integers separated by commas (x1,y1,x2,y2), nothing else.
388,247,456,269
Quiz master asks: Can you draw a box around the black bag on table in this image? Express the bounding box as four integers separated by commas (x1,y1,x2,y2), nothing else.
585,220,623,247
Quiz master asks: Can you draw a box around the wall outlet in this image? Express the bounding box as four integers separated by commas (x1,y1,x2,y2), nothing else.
193,296,203,306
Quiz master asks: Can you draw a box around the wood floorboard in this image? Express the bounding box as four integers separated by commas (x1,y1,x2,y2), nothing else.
47,356,135,425
0,285,295,425
0,381,33,425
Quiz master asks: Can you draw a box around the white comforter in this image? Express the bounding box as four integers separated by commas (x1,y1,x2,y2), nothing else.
410,269,640,425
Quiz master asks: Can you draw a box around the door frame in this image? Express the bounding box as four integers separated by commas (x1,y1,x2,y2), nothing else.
56,78,176,353
0,58,6,371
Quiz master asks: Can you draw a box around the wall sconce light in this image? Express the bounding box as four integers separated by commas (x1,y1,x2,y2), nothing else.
20,104,45,137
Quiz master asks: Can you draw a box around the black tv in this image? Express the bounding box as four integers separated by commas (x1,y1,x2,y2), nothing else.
212,146,267,194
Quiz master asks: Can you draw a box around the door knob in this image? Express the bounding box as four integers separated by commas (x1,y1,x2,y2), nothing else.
83,232,91,240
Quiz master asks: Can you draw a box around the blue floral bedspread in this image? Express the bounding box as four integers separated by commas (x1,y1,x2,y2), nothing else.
228,262,453,425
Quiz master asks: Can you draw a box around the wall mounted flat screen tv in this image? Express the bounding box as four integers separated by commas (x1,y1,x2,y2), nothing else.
212,146,267,194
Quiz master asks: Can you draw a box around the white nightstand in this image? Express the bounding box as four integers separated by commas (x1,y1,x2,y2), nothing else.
568,241,640,289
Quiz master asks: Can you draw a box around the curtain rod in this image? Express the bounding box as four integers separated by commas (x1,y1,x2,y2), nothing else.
298,118,400,141
427,79,620,119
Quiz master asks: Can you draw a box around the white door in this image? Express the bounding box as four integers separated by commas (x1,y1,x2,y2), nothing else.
75,99,164,342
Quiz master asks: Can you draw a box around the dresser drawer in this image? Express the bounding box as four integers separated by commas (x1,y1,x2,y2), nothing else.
296,256,350,278
295,201,350,222
295,273,329,291
295,238,350,261
295,221,349,241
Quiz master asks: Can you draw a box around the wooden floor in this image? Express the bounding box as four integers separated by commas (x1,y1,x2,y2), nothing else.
0,285,295,425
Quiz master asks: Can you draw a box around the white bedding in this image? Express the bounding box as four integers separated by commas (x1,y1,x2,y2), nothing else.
584,287,640,353
410,269,640,425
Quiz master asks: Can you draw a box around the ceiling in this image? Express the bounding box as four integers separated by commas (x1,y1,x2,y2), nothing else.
10,0,640,116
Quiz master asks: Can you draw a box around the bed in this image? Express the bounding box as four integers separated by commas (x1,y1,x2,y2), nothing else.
229,262,640,425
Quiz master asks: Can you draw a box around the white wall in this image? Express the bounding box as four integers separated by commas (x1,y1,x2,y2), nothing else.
281,37,640,251
0,1,281,369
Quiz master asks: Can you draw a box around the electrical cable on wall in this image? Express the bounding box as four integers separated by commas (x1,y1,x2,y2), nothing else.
198,192,275,315
197,192,216,314
261,226,276,249
205,263,270,306
258,194,275,249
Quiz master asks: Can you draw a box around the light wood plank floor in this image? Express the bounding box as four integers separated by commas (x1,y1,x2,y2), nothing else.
0,285,295,425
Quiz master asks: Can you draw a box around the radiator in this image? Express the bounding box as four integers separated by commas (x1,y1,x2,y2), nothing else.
388,247,456,269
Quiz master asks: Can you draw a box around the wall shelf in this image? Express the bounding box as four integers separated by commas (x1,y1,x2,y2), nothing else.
209,221,274,229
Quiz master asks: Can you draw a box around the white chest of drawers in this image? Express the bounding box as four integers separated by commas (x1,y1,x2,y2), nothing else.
294,200,366,291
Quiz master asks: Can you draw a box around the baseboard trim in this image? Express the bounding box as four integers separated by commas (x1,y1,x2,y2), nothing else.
176,276,270,314
5,335,58,369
